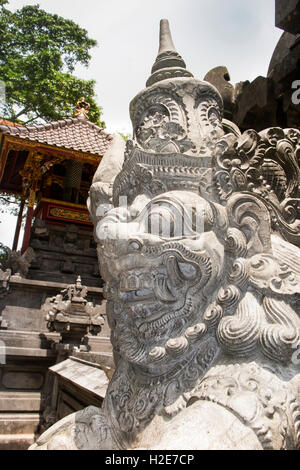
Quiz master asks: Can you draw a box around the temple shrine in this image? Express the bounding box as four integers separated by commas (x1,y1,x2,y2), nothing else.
0,100,114,450
0,98,113,286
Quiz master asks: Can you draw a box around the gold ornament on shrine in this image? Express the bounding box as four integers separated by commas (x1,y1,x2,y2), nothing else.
74,97,90,118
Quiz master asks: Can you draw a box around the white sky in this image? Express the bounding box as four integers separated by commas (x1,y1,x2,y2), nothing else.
0,0,283,248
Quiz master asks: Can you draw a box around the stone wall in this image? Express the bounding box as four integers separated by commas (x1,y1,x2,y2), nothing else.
0,275,112,449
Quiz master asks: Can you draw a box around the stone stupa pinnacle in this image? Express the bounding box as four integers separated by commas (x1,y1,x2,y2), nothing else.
146,19,193,87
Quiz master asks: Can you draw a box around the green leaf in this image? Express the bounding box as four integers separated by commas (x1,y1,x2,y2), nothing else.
0,3,104,127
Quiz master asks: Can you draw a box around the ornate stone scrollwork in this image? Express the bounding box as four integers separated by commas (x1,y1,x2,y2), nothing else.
213,127,300,246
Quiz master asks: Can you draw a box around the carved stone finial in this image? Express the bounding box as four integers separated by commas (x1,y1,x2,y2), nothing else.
74,97,90,119
146,19,193,87
157,18,176,55
43,277,104,345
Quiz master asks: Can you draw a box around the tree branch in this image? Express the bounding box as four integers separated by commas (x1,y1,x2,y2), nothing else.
0,195,12,204
22,114,40,125
13,107,29,119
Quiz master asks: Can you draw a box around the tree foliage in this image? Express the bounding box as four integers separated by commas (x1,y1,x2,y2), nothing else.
0,193,22,216
0,2,104,126
0,241,9,270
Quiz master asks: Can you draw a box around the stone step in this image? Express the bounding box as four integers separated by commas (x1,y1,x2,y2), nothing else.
0,433,35,450
0,392,41,412
0,413,40,435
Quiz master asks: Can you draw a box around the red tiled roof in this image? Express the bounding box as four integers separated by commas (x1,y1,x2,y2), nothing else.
0,116,113,156
0,119,22,127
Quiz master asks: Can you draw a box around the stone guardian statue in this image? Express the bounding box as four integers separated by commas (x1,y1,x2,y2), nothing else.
30,19,300,451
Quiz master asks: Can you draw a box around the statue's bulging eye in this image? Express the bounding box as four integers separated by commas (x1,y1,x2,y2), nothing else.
146,207,175,238
138,201,208,238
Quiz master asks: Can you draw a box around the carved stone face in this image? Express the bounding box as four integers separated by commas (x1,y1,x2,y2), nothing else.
88,21,300,379
96,190,225,371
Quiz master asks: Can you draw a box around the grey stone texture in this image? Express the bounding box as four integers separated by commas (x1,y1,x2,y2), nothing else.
31,18,300,450
204,0,300,133
0,272,112,449
275,0,300,35
203,66,235,120
28,220,102,287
